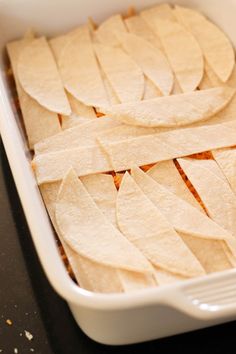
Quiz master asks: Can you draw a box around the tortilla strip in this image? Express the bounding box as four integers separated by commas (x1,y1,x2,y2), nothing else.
143,78,162,99
154,268,186,285
174,5,235,82
61,94,97,130
212,148,236,196
141,5,203,92
7,38,61,149
34,117,120,155
81,173,156,290
98,120,236,172
125,15,162,50
17,37,71,115
131,167,235,272
117,172,205,277
32,144,112,184
94,43,144,103
198,69,213,90
50,31,97,128
178,233,232,273
117,32,173,96
58,26,109,107
131,167,232,240
49,32,96,124
147,161,203,212
55,169,152,273
178,158,236,237
101,87,235,127
40,180,154,292
95,14,127,47
80,173,118,226
100,68,120,105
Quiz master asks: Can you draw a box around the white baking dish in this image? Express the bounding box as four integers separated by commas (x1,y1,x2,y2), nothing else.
1,0,236,345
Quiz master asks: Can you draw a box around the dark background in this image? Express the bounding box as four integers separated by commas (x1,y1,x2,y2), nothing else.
1,140,236,354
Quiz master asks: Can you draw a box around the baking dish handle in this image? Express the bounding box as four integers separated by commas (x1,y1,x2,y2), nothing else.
163,270,236,320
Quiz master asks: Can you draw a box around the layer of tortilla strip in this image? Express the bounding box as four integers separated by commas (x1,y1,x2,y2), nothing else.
34,117,120,155
99,66,120,105
40,181,154,293
171,78,182,94
98,120,236,172
154,268,186,285
124,15,166,99
17,37,71,115
141,4,177,25
198,69,213,90
125,15,162,50
81,173,156,290
116,32,173,95
101,87,235,127
50,29,97,126
131,167,233,241
131,167,235,272
213,148,236,196
117,172,205,277
61,93,96,130
32,143,112,184
178,233,232,273
141,4,203,92
55,169,152,273
95,14,127,47
81,173,118,226
39,181,90,287
143,78,162,99
153,20,203,92
147,161,203,212
174,5,235,82
124,13,181,96
94,43,144,103
42,179,154,293
178,158,236,238
7,37,61,149
58,26,109,108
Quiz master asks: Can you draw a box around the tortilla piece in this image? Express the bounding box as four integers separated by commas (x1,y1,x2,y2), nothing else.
179,233,232,273
212,148,236,195
81,173,156,290
58,26,109,107
178,158,236,237
7,38,61,149
117,172,205,277
154,268,186,285
32,143,112,184
50,31,97,127
40,181,154,293
95,14,127,47
55,169,152,273
131,167,235,272
101,87,235,127
143,78,162,99
17,37,71,115
141,5,203,92
81,173,118,226
131,166,232,240
174,5,235,82
34,117,120,155
125,15,162,50
116,32,173,96
94,43,144,103
99,66,120,105
171,78,182,94
198,69,213,90
61,95,97,129
147,161,203,212
98,120,236,172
